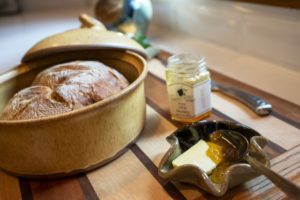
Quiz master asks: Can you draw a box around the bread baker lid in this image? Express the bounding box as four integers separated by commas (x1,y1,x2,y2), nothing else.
22,14,148,63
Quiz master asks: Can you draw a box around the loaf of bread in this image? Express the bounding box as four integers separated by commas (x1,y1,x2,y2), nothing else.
0,61,129,120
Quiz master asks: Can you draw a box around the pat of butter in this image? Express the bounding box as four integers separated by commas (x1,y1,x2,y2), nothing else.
172,140,217,174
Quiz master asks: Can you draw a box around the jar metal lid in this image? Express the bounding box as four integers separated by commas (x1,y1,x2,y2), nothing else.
167,54,206,74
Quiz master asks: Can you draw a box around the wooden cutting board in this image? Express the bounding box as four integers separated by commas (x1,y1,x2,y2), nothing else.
0,51,299,200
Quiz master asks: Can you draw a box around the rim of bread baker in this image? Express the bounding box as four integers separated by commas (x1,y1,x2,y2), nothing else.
0,51,147,125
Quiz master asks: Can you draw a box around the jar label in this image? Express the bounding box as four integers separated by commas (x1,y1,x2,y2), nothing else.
167,80,211,119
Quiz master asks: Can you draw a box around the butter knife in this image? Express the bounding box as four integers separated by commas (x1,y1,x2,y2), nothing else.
211,81,272,116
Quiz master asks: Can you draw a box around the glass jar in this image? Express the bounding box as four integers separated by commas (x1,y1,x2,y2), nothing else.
166,54,211,123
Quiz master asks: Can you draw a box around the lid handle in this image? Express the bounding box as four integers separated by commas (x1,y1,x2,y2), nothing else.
79,14,107,31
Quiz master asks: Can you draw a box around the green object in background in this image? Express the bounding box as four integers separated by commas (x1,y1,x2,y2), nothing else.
132,31,150,48
133,30,160,59
95,0,159,58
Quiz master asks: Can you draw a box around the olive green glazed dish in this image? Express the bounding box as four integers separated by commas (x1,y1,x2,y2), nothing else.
158,120,270,196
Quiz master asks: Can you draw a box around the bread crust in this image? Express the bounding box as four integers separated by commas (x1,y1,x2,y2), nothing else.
0,61,129,120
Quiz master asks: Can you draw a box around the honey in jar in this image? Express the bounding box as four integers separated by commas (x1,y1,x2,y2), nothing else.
166,54,211,123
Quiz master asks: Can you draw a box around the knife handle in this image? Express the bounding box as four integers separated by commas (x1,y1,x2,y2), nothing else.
216,84,272,116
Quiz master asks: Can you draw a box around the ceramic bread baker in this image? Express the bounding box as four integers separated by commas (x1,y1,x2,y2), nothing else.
0,14,148,178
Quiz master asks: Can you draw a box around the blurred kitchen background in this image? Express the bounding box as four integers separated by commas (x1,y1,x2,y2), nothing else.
0,0,299,105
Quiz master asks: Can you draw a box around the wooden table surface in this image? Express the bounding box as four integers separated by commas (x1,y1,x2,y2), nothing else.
0,50,299,200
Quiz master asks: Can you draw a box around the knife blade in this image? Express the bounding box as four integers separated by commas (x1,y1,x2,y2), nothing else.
211,80,272,116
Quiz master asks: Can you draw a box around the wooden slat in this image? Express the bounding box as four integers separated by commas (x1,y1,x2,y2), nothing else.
229,144,300,199
130,144,187,200
211,70,300,129
19,178,33,200
30,177,87,200
212,93,300,149
78,175,99,200
136,106,207,199
0,171,22,200
86,150,173,200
